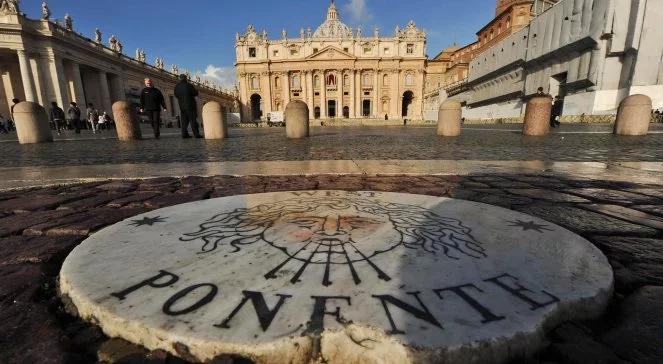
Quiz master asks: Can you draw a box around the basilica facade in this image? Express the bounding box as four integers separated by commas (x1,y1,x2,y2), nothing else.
235,2,427,122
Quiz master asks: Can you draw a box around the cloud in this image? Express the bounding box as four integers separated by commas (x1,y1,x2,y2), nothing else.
195,65,236,89
343,0,373,23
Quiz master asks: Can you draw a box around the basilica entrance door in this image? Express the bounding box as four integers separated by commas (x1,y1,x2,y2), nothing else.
328,100,337,118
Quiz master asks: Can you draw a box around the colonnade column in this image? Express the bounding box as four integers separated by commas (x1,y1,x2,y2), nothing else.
69,62,86,106
17,50,36,102
372,70,379,118
338,70,343,119
98,71,112,114
48,55,70,108
320,71,327,119
417,70,425,119
349,70,356,118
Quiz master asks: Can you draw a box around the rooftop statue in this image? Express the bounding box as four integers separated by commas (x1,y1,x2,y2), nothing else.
0,0,19,15
94,28,102,43
41,2,50,20
64,13,73,31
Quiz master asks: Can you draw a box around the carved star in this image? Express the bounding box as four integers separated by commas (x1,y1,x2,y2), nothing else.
506,219,553,233
130,216,167,227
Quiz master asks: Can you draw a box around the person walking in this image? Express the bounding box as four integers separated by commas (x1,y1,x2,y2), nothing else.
550,96,563,128
0,114,8,134
86,103,100,134
140,78,167,139
49,102,66,135
174,74,202,138
67,101,82,134
9,98,19,131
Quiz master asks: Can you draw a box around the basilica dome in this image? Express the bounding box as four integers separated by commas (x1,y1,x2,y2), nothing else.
313,2,353,38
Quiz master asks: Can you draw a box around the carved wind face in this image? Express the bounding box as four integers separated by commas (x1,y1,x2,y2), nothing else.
263,206,401,263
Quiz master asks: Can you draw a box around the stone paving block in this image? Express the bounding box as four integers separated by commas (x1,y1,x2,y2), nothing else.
315,175,364,190
144,190,211,209
213,175,265,188
0,191,95,213
566,188,661,205
57,192,124,210
0,236,84,266
96,181,137,191
460,181,491,188
179,176,211,188
602,286,663,364
626,188,663,199
507,189,591,203
0,300,71,364
632,205,663,217
0,264,43,306
211,184,267,198
43,208,148,236
0,209,78,237
548,323,627,364
263,178,319,192
516,204,659,236
97,338,150,363
405,185,449,196
106,192,161,208
583,204,663,230
487,181,535,188
591,237,663,289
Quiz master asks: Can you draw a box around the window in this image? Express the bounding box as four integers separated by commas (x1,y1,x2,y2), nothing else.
384,47,391,56
362,73,372,86
291,73,301,89
327,74,337,86
313,48,319,53
382,74,389,86
290,48,299,56
314,75,320,88
343,47,349,52
274,77,280,89
363,46,372,54
249,47,256,57
250,76,259,89
406,44,414,54
343,74,349,85
273,50,279,57
405,74,414,86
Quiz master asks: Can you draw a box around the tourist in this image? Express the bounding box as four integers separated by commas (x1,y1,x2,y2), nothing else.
87,103,99,134
0,114,8,134
174,74,202,138
550,96,563,128
49,101,66,135
100,111,112,130
9,98,19,131
140,78,167,139
67,101,82,134
97,112,106,130
536,87,545,96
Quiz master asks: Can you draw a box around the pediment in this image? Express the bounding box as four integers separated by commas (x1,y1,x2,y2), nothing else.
306,46,356,61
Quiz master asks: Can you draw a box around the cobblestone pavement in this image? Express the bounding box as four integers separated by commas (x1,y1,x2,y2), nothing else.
1,124,662,167
0,174,661,364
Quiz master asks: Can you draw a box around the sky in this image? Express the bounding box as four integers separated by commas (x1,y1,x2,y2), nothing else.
21,0,496,87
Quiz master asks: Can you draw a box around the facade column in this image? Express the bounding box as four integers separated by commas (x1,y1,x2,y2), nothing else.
283,71,290,107
390,70,399,119
417,70,425,120
306,71,314,119
372,70,379,118
397,70,403,117
338,70,344,118
349,70,356,118
320,70,327,119
356,70,362,117
98,70,112,114
261,72,272,114
17,50,36,102
31,56,48,106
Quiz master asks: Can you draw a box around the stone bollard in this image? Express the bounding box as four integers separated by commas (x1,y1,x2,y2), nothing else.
523,95,552,136
614,94,652,136
112,101,142,141
202,101,228,139
285,100,309,139
437,100,462,136
13,101,53,144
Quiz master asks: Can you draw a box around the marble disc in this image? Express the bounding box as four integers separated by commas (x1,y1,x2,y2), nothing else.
59,191,613,363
